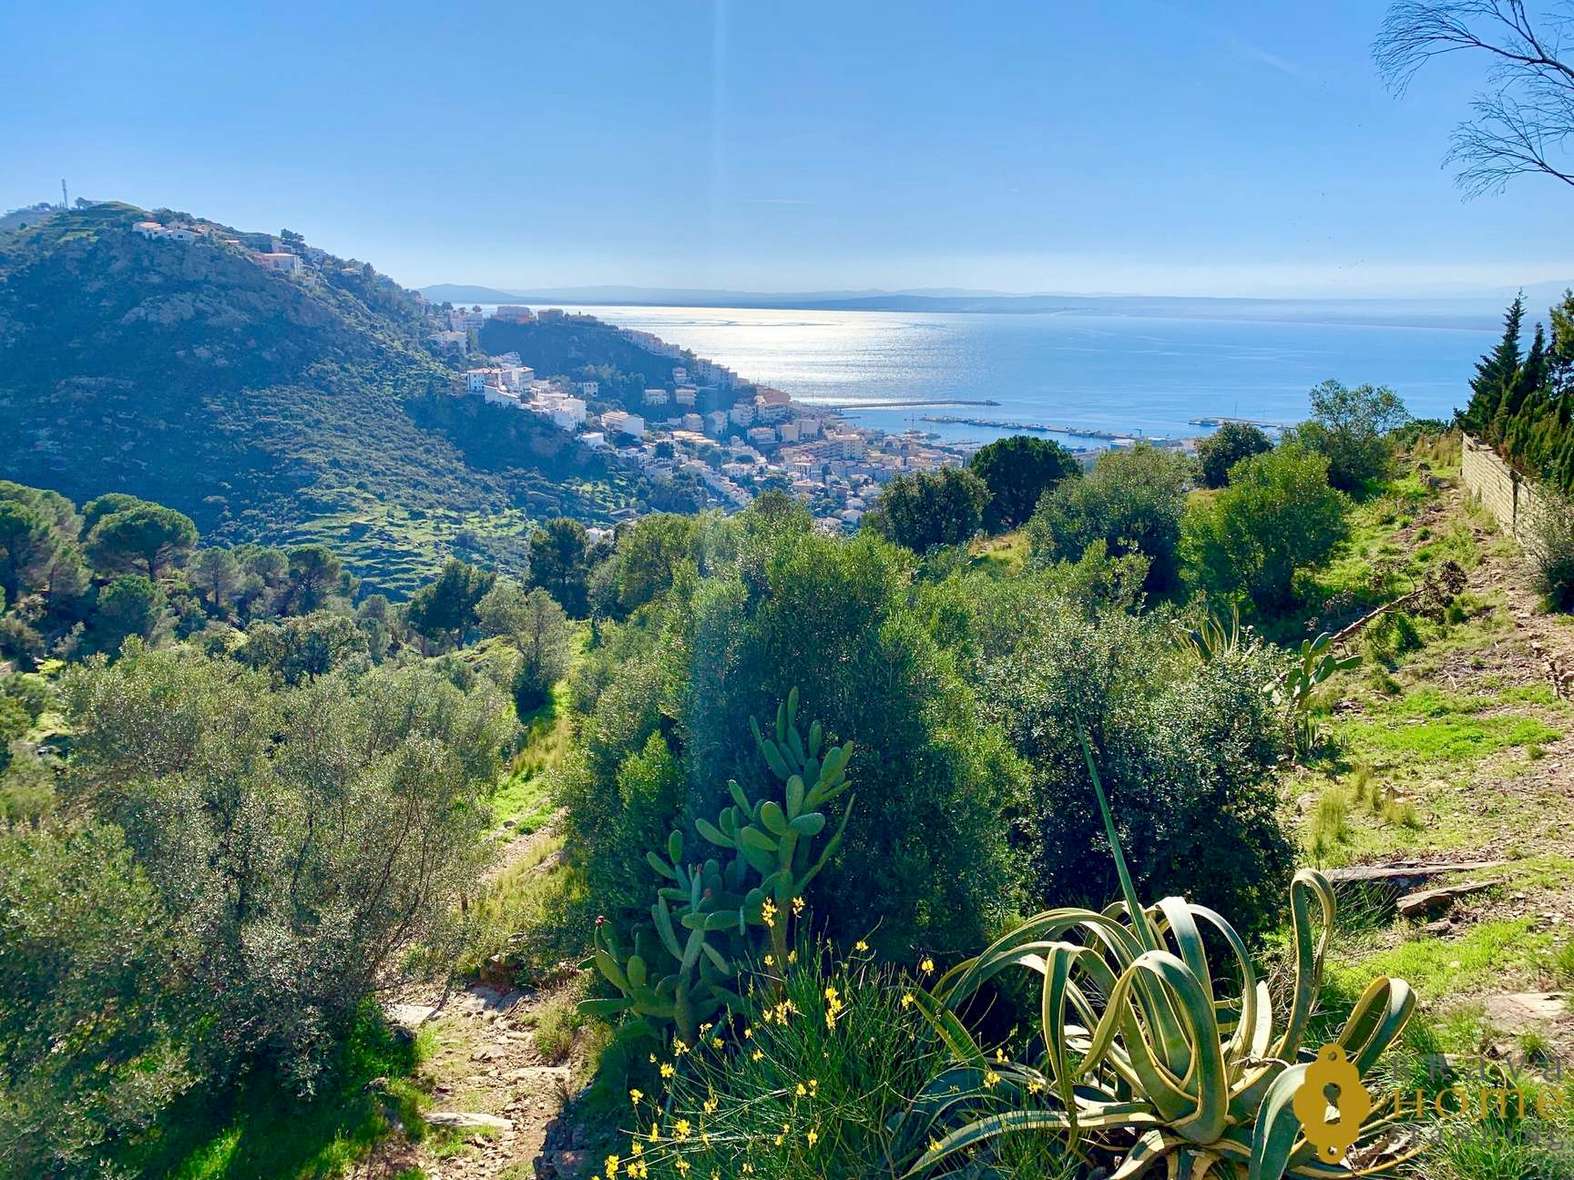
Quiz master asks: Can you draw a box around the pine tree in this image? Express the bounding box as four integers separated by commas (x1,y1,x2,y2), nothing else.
1498,322,1547,436
1467,294,1524,437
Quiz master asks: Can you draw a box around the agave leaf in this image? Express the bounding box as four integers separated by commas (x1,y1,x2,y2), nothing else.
1247,1063,1310,1180
1270,871,1335,1062
1336,976,1416,1075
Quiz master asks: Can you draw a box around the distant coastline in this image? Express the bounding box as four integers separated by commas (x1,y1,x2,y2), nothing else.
419,282,1545,333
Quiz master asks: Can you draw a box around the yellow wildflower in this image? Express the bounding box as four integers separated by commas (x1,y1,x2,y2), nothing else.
605,1155,621,1178
648,1122,661,1142
752,1048,764,1061
791,895,805,916
919,956,935,975
629,1088,643,1105
787,949,798,963
854,939,870,952
674,1118,691,1140
711,1035,723,1049
901,992,914,1007
764,954,774,967
676,1161,691,1176
673,1038,689,1056
660,1062,675,1078
983,1069,1000,1087
760,898,778,925
808,1078,819,1094
743,1026,753,1038
807,1128,819,1146
795,1082,807,1096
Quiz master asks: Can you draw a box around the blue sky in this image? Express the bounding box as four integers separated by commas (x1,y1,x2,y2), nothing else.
3,0,1570,296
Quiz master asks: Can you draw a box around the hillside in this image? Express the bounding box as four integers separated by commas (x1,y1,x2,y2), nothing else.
0,202,650,594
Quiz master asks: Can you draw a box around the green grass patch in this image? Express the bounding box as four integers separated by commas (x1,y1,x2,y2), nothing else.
120,1005,430,1180
1328,917,1555,1000
1339,713,1560,765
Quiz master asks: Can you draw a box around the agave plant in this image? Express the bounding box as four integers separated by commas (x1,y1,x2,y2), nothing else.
582,689,856,1042
899,738,1415,1179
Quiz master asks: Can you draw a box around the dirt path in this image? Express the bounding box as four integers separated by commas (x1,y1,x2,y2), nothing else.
1313,476,1574,1062
356,818,589,1180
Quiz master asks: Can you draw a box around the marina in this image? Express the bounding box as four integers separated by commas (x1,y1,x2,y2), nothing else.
919,414,1161,442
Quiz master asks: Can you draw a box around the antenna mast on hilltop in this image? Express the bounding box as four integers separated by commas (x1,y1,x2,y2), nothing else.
60,179,68,209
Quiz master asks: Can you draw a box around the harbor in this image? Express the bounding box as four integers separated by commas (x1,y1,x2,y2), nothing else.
919,414,1161,442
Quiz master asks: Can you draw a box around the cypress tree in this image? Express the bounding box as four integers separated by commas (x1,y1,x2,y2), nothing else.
1468,294,1524,436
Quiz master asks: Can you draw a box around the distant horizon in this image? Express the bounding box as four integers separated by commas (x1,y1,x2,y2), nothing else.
8,3,1574,299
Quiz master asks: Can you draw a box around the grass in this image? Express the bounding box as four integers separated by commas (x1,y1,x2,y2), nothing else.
488,639,581,829
1328,917,1556,1002
120,1005,432,1180
1340,712,1561,764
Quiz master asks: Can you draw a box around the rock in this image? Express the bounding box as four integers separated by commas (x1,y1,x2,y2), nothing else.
385,1002,437,1031
505,1065,571,1083
425,1110,513,1131
1421,918,1453,936
471,1044,507,1062
1396,879,1499,919
1480,992,1570,1035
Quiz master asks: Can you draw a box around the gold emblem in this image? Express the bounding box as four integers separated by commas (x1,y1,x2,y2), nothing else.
1293,1043,1372,1163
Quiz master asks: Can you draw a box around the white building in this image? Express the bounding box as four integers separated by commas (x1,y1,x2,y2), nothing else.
494,305,536,323
704,410,730,436
578,381,600,398
582,432,607,448
674,386,698,407
602,411,646,439
729,402,755,427
644,388,670,406
673,366,688,383
256,252,304,275
680,412,704,432
747,425,778,447
465,368,498,394
499,365,535,392
552,398,587,429
778,420,801,443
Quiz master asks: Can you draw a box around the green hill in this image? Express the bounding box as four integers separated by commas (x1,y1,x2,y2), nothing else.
0,202,651,595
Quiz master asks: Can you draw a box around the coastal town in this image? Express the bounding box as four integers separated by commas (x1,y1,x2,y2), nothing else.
436,301,1198,532
123,208,1198,534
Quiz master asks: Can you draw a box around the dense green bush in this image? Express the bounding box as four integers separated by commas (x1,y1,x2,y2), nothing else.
1195,421,1273,488
933,572,1294,934
1182,444,1349,612
864,466,990,552
1291,379,1409,493
1025,445,1193,594
1527,487,1574,610
0,822,193,1179
60,644,512,1089
966,435,1079,530
560,510,1024,958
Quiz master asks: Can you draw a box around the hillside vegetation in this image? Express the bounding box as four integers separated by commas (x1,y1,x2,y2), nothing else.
0,203,650,595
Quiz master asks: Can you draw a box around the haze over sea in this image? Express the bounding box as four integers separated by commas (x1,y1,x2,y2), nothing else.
552,304,1498,446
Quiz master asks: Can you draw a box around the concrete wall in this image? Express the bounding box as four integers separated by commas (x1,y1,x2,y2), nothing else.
1461,434,1550,541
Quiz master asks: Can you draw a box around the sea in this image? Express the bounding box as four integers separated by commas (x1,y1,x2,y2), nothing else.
545,304,1499,447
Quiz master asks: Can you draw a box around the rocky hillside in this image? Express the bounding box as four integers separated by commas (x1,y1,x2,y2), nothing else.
0,202,649,594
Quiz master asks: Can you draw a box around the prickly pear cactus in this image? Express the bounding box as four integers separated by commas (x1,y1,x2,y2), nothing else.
581,688,856,1042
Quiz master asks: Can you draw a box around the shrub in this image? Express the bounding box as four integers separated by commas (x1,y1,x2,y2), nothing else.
1292,379,1410,493
1526,487,1574,610
865,466,990,552
560,520,1023,959
939,577,1294,935
509,588,573,714
1196,421,1272,488
0,822,194,1179
1025,445,1193,594
967,435,1080,530
1182,445,1349,612
61,646,512,1089
91,573,166,652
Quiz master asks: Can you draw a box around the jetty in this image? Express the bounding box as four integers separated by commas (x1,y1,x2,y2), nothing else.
821,397,1001,409
920,415,1160,442
1188,415,1291,431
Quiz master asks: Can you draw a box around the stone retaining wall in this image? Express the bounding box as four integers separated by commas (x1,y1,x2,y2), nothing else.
1461,434,1551,541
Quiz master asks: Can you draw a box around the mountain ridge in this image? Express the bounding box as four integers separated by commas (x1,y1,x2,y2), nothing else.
0,202,656,594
